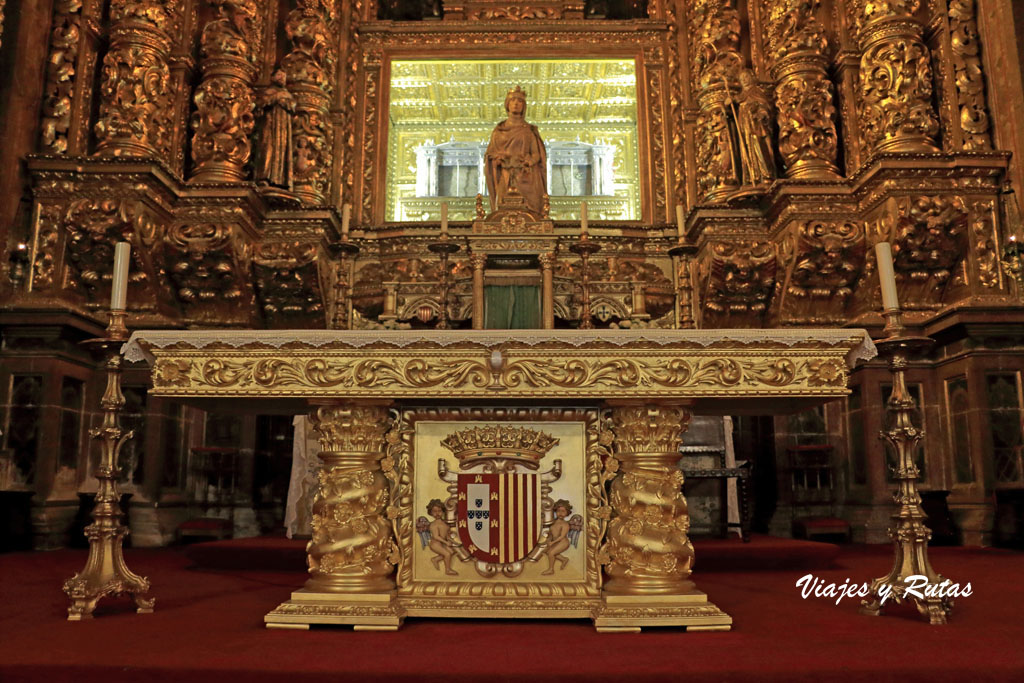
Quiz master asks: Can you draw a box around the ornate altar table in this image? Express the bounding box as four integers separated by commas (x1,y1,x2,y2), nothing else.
125,329,874,632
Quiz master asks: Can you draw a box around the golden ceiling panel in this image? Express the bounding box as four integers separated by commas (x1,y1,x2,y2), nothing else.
389,59,638,127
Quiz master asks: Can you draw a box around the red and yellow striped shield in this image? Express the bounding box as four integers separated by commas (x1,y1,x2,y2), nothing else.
456,472,541,564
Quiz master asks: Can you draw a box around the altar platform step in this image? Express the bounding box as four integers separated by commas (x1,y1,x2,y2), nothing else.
183,532,841,573
1,544,1018,683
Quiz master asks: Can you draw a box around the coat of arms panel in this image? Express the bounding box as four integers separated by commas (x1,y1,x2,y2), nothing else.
390,407,607,608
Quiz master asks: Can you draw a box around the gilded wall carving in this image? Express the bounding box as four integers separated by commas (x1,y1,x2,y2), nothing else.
12,0,1019,354
62,200,146,306
164,221,256,324
886,195,969,308
252,241,326,327
40,0,104,155
690,0,743,202
969,199,1000,290
700,240,777,327
948,0,992,150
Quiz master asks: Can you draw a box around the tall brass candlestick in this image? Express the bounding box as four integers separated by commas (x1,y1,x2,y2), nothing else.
428,237,461,330
330,238,360,330
860,308,952,625
569,238,600,330
64,309,154,620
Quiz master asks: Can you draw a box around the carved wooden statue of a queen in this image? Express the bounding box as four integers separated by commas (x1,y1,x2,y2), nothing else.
485,85,548,217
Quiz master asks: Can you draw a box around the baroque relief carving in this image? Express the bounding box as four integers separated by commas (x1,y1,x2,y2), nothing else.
602,403,694,595
887,196,969,307
30,204,64,291
969,199,1000,290
690,0,743,202
700,240,777,326
40,0,102,155
57,198,164,309
252,241,326,327
164,222,256,323
776,220,865,323
306,403,398,593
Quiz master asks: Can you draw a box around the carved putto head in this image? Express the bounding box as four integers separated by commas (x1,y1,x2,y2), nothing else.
441,425,558,470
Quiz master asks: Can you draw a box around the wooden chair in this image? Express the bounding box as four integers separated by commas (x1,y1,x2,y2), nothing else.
788,444,850,541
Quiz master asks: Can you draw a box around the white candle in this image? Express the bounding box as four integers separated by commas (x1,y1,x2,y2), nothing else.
581,201,589,235
110,242,130,311
341,204,351,240
440,202,449,237
875,241,899,311
676,204,685,239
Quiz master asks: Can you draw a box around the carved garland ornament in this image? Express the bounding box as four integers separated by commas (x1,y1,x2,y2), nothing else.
151,350,851,396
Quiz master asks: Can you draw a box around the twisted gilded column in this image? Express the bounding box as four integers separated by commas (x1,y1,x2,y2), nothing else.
281,1,336,205
304,402,396,593
765,0,840,179
94,0,179,159
850,0,939,154
602,402,695,595
690,0,743,202
189,0,262,182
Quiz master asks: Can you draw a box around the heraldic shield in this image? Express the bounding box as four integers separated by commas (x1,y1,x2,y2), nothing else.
456,473,541,564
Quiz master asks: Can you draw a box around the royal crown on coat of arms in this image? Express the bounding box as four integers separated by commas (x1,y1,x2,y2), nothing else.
440,426,558,469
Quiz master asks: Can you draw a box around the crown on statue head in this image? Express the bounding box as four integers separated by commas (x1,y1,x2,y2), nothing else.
506,85,527,100
441,425,557,468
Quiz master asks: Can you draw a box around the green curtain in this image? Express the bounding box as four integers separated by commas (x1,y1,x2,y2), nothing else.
484,285,541,329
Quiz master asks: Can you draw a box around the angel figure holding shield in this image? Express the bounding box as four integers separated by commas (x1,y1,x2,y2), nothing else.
425,498,458,575
542,499,573,575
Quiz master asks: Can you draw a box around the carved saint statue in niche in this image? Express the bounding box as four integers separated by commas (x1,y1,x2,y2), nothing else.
253,70,296,191
731,70,776,188
485,86,548,217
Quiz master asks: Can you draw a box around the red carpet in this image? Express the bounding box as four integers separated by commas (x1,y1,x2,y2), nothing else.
0,542,1020,683
183,533,841,572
